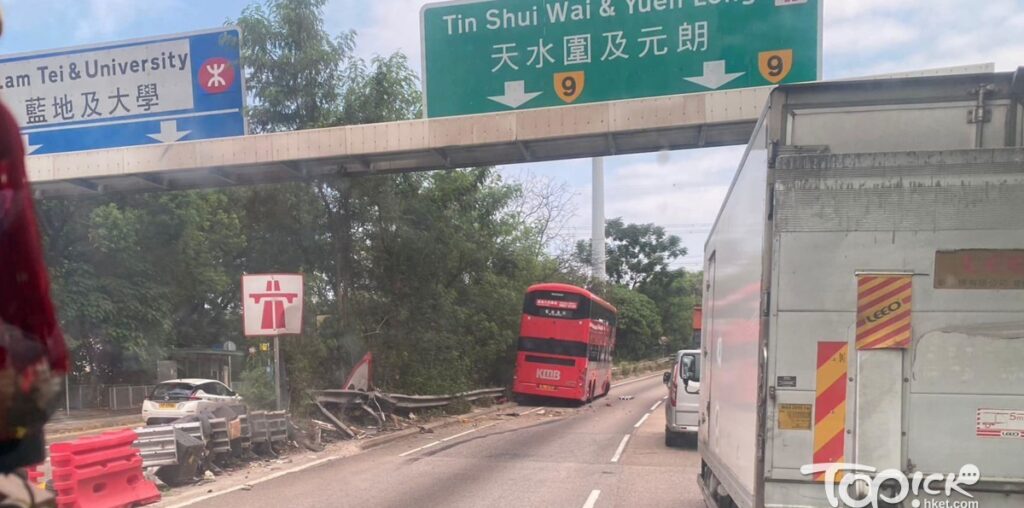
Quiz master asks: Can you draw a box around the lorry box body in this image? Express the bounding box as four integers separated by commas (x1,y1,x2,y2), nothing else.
699,70,1024,508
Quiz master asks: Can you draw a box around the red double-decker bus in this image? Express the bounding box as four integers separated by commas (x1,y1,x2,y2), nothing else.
512,283,617,404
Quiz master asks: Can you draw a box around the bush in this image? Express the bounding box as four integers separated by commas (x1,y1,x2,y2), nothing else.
238,364,276,410
446,398,472,415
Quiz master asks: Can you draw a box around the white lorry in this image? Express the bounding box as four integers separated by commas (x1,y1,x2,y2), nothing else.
698,70,1024,508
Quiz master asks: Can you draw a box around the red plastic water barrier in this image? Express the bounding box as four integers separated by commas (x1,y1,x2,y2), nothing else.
50,429,160,508
26,463,44,485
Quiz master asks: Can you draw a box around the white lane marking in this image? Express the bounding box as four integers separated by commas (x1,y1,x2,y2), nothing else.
663,395,668,400
440,422,499,443
610,434,631,463
399,422,501,457
611,372,663,389
522,406,546,415
634,413,651,429
398,439,442,458
582,489,601,508
167,422,505,507
164,455,339,508
650,400,663,411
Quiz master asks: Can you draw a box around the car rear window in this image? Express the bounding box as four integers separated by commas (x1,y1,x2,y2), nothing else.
151,382,195,400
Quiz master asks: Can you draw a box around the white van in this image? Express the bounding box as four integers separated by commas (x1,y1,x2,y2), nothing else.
663,349,700,446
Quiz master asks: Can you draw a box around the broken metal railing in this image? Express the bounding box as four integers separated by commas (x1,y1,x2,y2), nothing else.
133,411,290,469
311,387,506,438
313,388,505,411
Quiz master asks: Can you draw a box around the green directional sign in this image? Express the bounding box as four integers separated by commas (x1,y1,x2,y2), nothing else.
421,0,821,118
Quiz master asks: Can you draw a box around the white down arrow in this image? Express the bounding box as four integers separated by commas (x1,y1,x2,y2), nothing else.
148,120,191,144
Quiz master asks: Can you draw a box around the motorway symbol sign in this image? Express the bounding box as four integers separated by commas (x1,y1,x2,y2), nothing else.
242,274,304,337
421,0,821,118
1,28,245,156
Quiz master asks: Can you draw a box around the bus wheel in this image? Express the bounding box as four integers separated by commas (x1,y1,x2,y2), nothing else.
601,382,610,397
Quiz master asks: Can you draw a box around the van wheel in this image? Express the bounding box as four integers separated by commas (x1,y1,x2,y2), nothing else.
665,431,680,447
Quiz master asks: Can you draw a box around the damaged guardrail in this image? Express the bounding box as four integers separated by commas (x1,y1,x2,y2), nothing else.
130,408,294,488
313,388,505,411
311,387,506,439
133,426,178,468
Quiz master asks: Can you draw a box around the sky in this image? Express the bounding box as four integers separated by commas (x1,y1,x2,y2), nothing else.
2,0,1024,271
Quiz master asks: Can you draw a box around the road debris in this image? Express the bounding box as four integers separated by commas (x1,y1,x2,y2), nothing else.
618,396,635,401
310,387,506,443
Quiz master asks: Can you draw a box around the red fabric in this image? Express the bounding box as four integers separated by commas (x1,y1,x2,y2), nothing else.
0,101,67,374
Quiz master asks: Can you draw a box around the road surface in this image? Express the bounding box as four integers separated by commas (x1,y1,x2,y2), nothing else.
167,375,704,508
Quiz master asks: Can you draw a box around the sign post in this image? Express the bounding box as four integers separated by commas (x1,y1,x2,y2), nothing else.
421,0,821,118
1,27,245,155
242,274,304,410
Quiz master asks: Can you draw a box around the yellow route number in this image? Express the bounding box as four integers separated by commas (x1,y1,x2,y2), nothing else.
554,71,585,104
759,50,793,84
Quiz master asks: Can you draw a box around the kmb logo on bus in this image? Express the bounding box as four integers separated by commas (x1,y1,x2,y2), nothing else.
536,369,561,381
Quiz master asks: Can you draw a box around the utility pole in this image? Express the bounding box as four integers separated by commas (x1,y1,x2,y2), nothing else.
592,157,606,282
274,336,282,410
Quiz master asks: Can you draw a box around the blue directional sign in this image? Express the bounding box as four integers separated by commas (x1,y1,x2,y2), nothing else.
0,28,245,156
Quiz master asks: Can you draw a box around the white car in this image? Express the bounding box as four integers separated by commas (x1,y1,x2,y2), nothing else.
142,378,243,425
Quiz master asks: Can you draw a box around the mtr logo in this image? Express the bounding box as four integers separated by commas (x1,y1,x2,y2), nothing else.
199,57,235,94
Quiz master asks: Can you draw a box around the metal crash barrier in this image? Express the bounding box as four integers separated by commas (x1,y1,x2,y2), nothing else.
209,418,231,455
267,411,288,444
132,411,289,471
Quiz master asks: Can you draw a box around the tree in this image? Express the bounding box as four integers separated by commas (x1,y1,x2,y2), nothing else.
638,269,704,352
37,0,582,400
236,0,355,133
39,192,248,384
573,218,702,357
233,0,572,398
575,218,688,289
605,286,664,362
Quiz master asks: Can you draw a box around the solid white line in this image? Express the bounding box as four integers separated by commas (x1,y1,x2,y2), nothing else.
163,455,339,508
399,421,501,457
634,413,651,429
610,434,631,463
611,372,663,389
582,489,601,508
167,420,504,506
439,422,500,443
650,400,663,411
398,439,442,458
522,407,546,415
